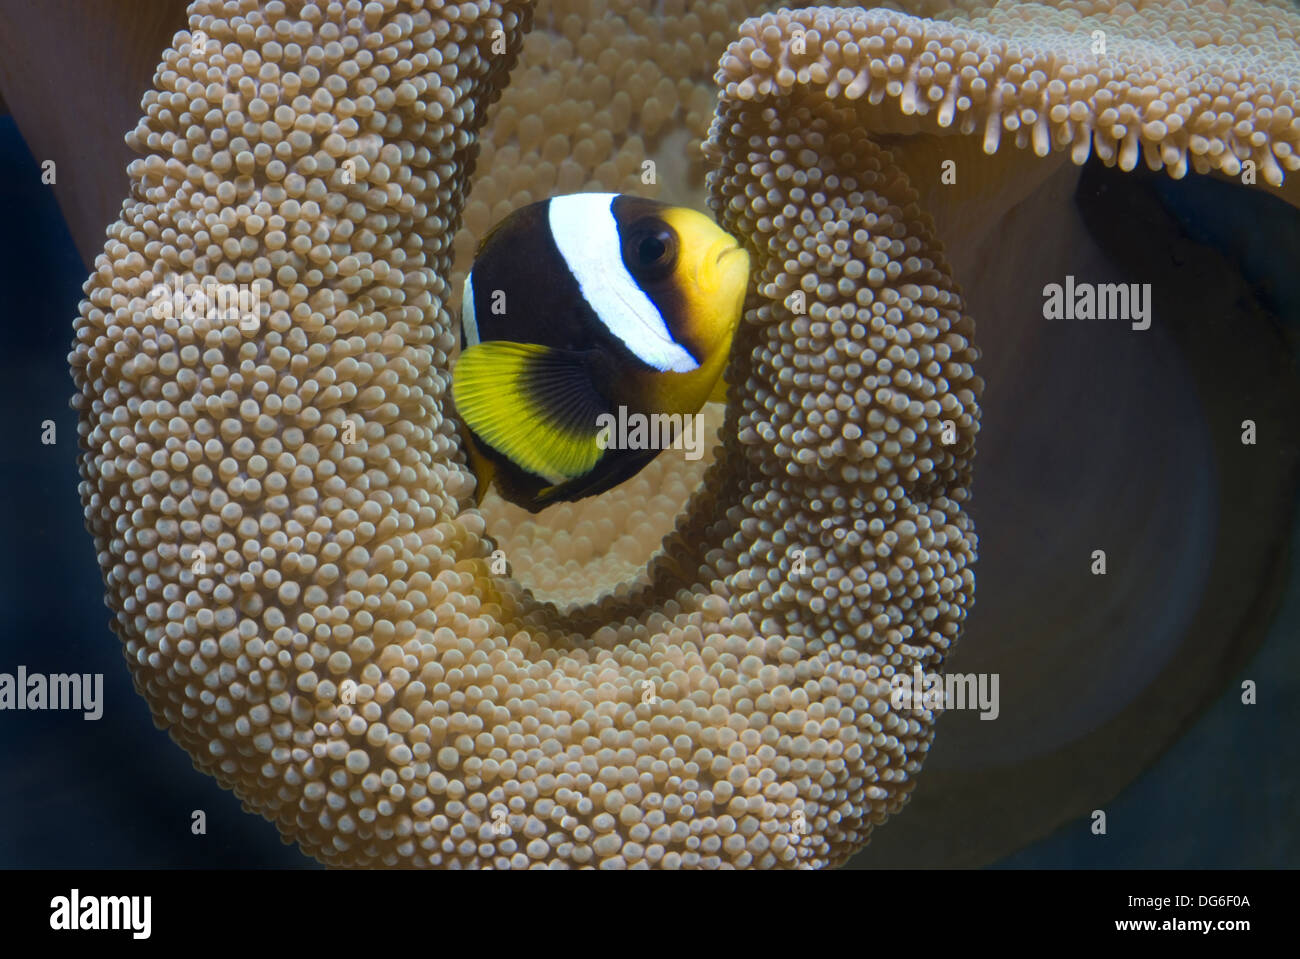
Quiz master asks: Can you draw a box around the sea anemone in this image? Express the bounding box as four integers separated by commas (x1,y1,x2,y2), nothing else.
70,0,977,868
63,0,1300,868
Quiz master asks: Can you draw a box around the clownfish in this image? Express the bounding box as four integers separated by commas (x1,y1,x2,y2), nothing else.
452,192,750,513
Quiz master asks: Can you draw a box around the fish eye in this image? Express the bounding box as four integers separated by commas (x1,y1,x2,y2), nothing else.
639,234,668,263
631,220,677,276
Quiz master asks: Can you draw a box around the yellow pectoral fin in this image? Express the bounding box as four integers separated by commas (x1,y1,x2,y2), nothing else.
452,340,607,484
459,429,497,506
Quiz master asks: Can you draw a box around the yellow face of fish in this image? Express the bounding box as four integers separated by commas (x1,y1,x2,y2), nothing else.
453,192,750,512
655,205,751,376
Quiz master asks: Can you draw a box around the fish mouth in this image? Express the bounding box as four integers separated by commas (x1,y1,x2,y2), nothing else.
699,239,749,292
714,243,744,264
